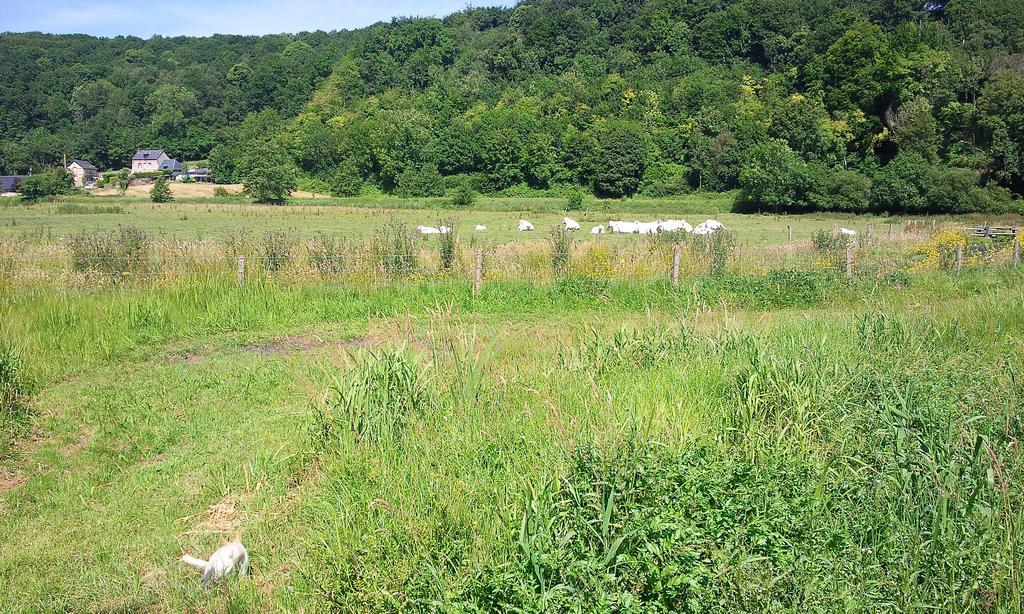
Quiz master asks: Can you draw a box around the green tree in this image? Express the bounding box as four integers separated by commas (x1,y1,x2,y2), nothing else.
17,169,73,202
238,142,298,204
737,140,812,212
591,120,647,198
149,176,172,203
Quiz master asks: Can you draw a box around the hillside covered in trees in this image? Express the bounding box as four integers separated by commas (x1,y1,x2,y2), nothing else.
2,0,1023,212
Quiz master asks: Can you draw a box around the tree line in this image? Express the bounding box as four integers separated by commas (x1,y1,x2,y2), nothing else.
2,0,1023,213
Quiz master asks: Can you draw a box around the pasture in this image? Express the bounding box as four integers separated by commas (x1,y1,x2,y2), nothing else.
1,191,907,247
1,197,1023,611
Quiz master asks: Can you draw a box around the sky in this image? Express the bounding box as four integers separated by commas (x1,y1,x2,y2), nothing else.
2,0,516,37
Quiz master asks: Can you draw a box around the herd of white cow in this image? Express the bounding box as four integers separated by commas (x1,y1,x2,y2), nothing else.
416,217,728,236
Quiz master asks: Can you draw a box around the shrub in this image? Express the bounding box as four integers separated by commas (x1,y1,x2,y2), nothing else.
70,225,150,279
807,166,872,212
690,230,735,275
213,186,230,198
307,232,346,276
261,230,294,272
17,169,74,202
329,160,364,197
396,164,445,198
313,347,429,446
566,190,584,211
551,226,574,276
448,184,477,208
737,140,813,213
437,219,457,272
149,176,172,203
373,221,417,277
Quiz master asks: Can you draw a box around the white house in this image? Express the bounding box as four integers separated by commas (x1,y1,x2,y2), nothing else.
67,159,98,187
131,149,170,173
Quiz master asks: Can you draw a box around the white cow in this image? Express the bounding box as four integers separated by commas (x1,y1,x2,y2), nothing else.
563,217,581,231
636,221,662,235
518,219,535,232
692,219,725,236
475,224,487,231
417,225,441,235
591,225,605,235
840,227,857,237
609,221,638,234
659,220,693,233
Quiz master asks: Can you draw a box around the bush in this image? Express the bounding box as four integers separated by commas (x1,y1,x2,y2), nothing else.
17,169,74,202
566,190,584,211
69,225,150,279
329,160,364,197
149,176,172,203
396,164,445,198
261,230,294,272
737,141,813,213
373,221,417,277
307,232,346,276
437,219,457,272
213,186,231,198
313,347,430,446
447,184,477,208
551,226,574,276
807,166,872,212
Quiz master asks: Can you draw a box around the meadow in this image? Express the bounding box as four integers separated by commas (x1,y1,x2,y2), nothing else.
1,196,1023,611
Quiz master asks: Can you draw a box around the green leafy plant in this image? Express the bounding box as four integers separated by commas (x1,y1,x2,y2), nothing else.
149,176,172,203
373,221,417,277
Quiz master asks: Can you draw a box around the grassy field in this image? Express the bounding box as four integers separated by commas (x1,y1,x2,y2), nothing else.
1,262,1023,610
0,191,944,247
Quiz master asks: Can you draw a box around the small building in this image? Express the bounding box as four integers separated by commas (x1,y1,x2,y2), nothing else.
159,158,184,174
67,159,99,187
184,167,214,183
131,149,170,173
0,175,27,196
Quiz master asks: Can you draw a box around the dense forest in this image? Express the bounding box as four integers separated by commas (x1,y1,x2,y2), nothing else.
2,0,1023,212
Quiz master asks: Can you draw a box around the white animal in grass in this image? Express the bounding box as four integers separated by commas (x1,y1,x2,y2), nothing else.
659,220,693,233
475,224,487,231
416,225,441,235
840,227,857,237
181,540,249,585
438,226,453,234
608,220,638,234
692,219,725,236
563,217,581,231
518,219,535,232
635,221,662,235
591,225,605,235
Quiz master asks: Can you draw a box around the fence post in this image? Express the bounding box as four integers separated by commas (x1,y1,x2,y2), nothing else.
845,243,853,279
787,225,792,245
237,256,245,286
955,244,963,276
671,245,681,288
473,248,483,297
866,223,872,242
888,222,893,239
1013,237,1020,266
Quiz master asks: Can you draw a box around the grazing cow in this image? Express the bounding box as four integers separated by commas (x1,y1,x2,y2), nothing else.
417,225,441,235
563,217,581,231
840,227,857,237
475,224,487,231
609,221,638,234
518,219,535,232
636,221,662,235
591,225,605,234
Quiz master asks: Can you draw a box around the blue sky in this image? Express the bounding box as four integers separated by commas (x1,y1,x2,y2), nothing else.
3,1,515,37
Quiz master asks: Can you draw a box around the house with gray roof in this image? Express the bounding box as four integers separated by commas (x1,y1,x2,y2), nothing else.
1,175,27,195
67,159,99,187
131,149,170,173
